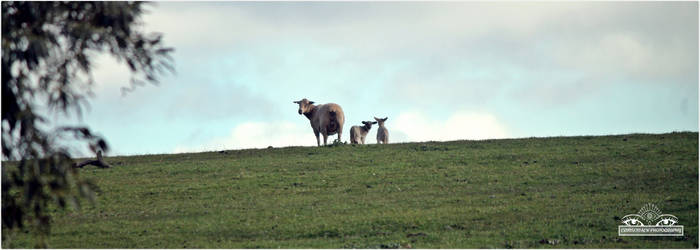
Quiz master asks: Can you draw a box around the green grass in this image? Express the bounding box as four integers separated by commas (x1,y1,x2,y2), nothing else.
3,132,698,248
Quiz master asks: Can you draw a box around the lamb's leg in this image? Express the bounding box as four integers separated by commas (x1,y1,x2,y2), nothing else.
337,131,342,144
322,133,328,146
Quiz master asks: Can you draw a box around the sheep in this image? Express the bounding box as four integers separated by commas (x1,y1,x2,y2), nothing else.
349,121,377,144
374,116,389,144
293,98,345,146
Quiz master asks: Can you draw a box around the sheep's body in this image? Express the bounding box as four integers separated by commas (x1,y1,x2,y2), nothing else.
349,126,365,144
377,126,389,144
349,121,376,144
294,99,345,146
375,117,389,144
309,103,345,146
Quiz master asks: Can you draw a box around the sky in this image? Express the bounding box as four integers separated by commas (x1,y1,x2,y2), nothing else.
49,1,698,157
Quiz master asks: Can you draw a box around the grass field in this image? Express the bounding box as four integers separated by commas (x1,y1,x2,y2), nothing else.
2,132,698,248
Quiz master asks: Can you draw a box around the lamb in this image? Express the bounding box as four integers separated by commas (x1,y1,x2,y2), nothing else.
293,98,345,146
349,121,377,144
374,116,389,144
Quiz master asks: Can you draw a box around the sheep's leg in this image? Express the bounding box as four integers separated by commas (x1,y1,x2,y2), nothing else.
337,131,342,144
322,133,329,146
314,131,320,146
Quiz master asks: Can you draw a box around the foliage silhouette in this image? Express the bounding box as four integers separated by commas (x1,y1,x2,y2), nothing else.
1,2,173,247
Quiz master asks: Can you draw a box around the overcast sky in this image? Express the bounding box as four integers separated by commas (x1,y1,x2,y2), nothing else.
55,1,698,156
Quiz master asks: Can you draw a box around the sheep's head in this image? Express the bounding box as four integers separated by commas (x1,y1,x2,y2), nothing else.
362,121,377,130
374,116,388,125
293,98,315,115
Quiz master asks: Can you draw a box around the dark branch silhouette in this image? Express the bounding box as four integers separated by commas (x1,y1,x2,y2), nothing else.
72,151,111,169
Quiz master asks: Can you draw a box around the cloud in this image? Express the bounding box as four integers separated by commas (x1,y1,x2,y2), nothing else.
141,2,697,108
392,110,510,143
164,81,278,121
173,121,317,153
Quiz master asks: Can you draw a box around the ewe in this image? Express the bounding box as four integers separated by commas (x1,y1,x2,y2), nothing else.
293,98,345,146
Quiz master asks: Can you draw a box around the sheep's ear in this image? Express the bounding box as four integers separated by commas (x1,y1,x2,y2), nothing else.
372,121,377,124
374,116,380,120
309,101,315,104
293,101,300,104
383,117,388,121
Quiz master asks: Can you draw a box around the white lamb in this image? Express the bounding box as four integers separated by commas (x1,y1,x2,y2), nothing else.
349,121,377,144
374,116,389,144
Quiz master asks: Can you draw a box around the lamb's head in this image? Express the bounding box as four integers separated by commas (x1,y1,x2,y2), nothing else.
374,116,388,126
362,121,377,130
293,98,315,115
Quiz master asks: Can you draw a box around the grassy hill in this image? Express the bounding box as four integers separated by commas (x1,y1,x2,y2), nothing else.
3,132,698,248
